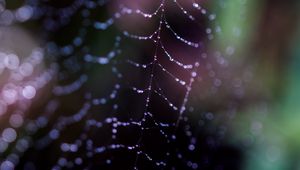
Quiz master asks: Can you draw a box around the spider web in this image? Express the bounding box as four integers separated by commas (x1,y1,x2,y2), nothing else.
0,0,240,169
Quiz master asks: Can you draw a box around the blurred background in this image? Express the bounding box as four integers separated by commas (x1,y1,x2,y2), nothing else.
0,0,300,170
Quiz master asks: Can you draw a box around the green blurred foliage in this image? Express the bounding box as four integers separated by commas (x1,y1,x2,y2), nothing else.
216,0,300,169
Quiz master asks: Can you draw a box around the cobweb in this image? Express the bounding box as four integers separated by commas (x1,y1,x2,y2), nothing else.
0,0,242,169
